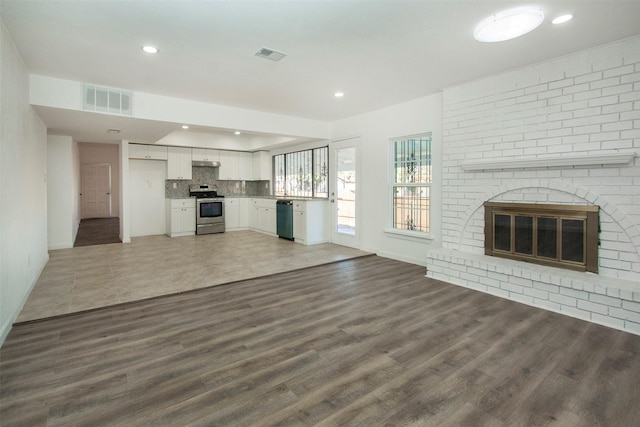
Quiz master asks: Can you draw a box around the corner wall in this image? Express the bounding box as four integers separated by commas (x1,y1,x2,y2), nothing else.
330,94,443,266
0,18,49,346
47,135,80,249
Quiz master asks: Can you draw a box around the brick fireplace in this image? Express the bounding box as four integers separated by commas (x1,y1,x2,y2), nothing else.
426,37,640,335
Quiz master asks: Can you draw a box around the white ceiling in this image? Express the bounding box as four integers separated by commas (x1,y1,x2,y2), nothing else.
2,0,640,146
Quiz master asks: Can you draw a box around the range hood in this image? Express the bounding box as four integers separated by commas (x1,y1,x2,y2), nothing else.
192,160,221,167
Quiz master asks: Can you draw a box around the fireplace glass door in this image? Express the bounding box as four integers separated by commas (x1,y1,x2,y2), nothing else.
484,202,599,273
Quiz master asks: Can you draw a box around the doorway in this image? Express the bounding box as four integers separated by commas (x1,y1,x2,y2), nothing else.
330,137,360,249
75,158,120,247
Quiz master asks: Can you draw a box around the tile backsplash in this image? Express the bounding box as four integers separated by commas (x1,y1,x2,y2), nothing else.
165,166,270,198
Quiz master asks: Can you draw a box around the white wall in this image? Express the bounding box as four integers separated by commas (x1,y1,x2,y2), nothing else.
441,36,640,282
119,141,130,243
427,36,640,335
29,75,331,142
0,18,49,345
129,159,167,237
47,135,80,249
329,94,443,266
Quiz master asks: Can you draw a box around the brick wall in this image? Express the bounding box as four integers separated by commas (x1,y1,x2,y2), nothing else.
427,36,640,334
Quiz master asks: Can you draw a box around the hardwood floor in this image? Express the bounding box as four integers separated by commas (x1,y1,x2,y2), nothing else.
2,255,640,426
73,217,122,247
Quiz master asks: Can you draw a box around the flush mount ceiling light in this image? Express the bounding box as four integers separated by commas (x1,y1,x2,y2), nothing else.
255,47,287,62
181,125,189,129
234,131,241,135
474,6,544,42
334,92,345,98
141,45,158,54
552,14,573,24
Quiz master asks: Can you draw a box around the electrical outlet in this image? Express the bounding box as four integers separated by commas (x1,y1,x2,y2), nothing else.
173,183,177,189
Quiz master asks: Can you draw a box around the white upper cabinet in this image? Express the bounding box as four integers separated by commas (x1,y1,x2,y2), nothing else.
192,148,220,162
219,151,253,180
253,151,271,181
218,151,239,180
129,143,168,160
238,152,253,180
167,147,192,180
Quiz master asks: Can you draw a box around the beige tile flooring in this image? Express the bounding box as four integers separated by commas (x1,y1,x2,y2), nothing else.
18,230,371,323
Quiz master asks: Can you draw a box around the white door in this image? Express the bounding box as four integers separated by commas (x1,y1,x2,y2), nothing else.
129,160,167,237
82,163,111,218
330,137,360,248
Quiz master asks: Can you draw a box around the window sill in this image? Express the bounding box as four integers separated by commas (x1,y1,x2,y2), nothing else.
384,228,434,242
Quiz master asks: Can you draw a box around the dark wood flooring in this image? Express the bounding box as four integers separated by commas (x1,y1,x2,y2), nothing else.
73,217,121,247
2,255,640,426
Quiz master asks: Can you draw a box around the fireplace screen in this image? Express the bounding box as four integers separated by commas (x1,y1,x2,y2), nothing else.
484,202,599,273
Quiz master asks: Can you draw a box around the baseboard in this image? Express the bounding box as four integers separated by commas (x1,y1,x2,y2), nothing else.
0,254,49,347
376,250,427,267
48,243,73,250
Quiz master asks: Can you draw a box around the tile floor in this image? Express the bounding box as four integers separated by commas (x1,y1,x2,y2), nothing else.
18,230,370,323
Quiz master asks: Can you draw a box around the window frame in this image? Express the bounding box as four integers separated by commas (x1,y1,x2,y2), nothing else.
272,146,329,199
388,133,433,239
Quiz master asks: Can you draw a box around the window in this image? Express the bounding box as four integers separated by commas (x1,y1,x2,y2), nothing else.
273,146,329,198
391,135,432,233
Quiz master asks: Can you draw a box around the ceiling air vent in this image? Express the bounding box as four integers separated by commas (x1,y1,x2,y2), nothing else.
83,84,132,115
255,47,287,62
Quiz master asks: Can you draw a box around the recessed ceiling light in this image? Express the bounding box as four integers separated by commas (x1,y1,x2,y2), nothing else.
234,131,241,135
334,92,344,98
107,129,120,134
552,14,573,25
474,6,544,42
142,45,158,54
181,125,189,129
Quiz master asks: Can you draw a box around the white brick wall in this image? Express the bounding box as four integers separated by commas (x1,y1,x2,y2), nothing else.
429,36,640,335
427,249,640,335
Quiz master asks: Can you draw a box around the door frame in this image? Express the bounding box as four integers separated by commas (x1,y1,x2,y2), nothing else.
329,136,361,249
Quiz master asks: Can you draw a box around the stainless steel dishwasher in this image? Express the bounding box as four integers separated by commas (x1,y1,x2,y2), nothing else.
276,200,294,240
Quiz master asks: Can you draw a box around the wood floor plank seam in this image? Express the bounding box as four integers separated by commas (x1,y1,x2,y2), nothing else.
2,256,640,426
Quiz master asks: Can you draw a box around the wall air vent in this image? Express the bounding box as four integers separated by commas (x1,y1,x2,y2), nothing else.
83,84,132,115
255,47,287,62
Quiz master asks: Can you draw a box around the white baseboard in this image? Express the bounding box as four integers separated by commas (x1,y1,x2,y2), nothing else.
376,250,427,267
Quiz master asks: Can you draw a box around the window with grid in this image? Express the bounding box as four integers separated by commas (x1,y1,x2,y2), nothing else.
392,135,432,233
273,146,329,198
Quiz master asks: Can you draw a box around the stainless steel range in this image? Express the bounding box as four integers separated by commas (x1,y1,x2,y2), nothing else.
189,184,225,235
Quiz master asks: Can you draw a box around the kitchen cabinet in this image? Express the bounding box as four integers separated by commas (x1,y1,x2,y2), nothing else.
192,148,219,162
250,198,276,235
225,198,249,230
218,151,239,180
166,198,196,237
129,143,168,160
219,151,254,180
293,200,329,245
253,151,271,181
167,146,192,180
238,152,254,180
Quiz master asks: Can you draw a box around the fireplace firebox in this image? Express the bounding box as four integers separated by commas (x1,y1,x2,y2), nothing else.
484,202,599,273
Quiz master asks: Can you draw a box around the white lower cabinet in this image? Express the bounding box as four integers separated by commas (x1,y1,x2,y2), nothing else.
293,200,329,245
225,198,249,230
250,198,276,235
166,198,196,237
